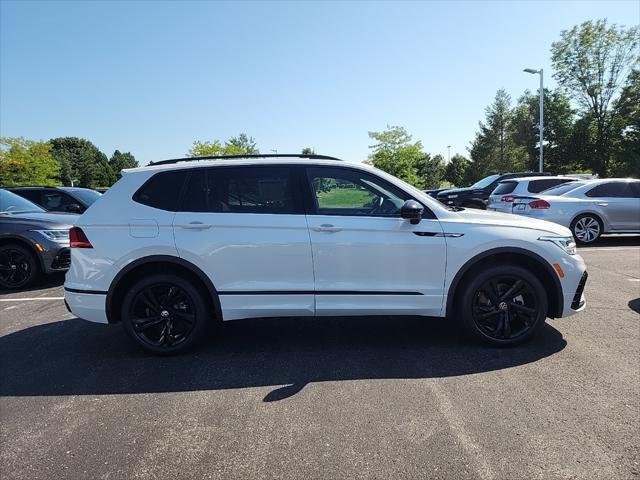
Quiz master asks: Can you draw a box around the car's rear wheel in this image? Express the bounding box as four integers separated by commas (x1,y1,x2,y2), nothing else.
458,265,547,346
121,274,210,355
0,244,39,290
571,214,602,244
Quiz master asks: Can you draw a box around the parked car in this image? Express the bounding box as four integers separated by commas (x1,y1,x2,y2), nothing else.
436,172,552,209
9,186,101,214
423,187,450,198
487,176,577,213
64,154,587,355
0,189,77,289
511,178,640,244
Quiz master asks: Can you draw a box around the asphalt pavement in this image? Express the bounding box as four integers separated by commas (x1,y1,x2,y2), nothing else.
1,237,639,480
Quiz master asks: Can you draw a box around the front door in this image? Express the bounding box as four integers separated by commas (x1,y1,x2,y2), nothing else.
173,165,315,320
304,166,447,317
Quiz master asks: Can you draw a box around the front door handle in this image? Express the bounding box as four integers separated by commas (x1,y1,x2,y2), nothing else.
180,221,212,230
313,224,342,233
596,203,608,207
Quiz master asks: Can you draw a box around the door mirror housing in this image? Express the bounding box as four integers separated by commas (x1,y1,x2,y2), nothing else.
66,203,83,213
400,200,424,224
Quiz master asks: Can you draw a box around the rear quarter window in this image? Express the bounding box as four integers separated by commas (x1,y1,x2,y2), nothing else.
133,170,188,211
493,182,517,195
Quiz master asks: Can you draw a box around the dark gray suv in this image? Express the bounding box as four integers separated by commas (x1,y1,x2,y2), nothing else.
0,189,77,290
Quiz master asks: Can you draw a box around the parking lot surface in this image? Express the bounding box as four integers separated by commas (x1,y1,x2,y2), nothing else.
1,238,639,480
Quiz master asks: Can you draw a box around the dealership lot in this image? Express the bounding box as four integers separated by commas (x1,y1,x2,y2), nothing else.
1,238,639,480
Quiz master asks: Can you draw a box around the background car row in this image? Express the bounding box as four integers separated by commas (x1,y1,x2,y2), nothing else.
426,173,640,244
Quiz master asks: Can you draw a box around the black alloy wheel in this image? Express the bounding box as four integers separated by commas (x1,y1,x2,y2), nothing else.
459,265,547,346
0,245,38,290
122,274,209,354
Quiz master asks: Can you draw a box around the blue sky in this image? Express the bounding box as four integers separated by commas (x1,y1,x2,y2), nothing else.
1,1,637,165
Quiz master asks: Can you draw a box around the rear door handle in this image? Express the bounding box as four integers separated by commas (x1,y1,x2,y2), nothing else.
313,224,342,233
597,203,608,207
180,221,212,230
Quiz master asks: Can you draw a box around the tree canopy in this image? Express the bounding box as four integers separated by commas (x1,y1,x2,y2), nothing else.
0,138,60,187
188,133,259,157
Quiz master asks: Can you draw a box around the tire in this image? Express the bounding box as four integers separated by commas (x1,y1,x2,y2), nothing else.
457,264,548,346
571,214,603,245
0,244,40,290
121,274,211,355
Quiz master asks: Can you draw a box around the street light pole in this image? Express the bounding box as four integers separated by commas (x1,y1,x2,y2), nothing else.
447,145,451,163
524,68,544,172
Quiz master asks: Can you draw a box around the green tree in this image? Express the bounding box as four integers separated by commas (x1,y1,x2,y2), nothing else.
512,89,577,174
551,19,639,176
469,89,528,177
417,154,445,189
0,138,60,187
367,126,428,188
188,133,258,157
49,137,107,187
301,147,315,155
610,70,640,177
109,150,138,181
444,154,470,186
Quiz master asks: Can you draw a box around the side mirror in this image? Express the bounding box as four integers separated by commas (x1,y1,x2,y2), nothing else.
400,200,424,224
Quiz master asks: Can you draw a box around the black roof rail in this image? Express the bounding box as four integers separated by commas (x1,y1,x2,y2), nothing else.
149,153,342,167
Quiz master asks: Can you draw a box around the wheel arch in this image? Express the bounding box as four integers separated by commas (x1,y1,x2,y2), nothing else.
446,247,563,319
105,255,222,324
571,210,608,233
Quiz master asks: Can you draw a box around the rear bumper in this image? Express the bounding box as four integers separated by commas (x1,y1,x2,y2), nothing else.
64,288,108,323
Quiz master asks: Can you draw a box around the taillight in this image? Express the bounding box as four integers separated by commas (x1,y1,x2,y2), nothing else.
69,227,93,248
501,195,515,203
529,199,550,209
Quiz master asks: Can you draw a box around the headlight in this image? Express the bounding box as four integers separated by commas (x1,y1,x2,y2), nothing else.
538,235,576,255
448,194,458,199
31,229,70,243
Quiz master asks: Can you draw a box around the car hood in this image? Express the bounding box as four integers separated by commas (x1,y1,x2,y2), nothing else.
437,186,483,197
449,208,571,236
0,211,78,229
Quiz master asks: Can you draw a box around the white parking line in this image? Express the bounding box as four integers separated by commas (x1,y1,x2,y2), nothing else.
628,278,640,282
0,297,64,302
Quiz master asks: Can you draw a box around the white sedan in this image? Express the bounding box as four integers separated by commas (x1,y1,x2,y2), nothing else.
511,178,640,244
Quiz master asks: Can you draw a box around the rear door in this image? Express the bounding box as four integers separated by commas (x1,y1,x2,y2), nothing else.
173,165,315,320
585,181,640,230
303,166,447,317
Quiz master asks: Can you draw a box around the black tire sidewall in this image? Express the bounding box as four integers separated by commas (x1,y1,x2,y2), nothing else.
0,244,39,290
571,214,603,245
121,274,210,355
458,264,548,346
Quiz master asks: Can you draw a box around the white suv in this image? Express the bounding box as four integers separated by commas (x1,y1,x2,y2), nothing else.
64,155,587,354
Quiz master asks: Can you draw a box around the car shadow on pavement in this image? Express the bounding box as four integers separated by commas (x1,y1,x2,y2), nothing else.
0,316,566,402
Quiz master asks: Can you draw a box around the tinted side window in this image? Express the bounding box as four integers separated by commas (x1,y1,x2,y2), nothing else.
134,170,188,211
585,182,632,198
493,182,517,194
15,190,41,204
180,167,300,214
528,178,570,193
41,191,77,212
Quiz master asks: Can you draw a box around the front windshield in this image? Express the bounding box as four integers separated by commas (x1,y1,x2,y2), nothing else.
0,189,46,214
540,181,586,196
471,174,500,189
66,188,102,205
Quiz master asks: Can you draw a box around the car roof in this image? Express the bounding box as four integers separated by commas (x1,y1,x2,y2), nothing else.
124,157,361,175
497,175,576,183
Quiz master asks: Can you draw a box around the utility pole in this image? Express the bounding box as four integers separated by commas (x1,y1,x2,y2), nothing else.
524,68,544,172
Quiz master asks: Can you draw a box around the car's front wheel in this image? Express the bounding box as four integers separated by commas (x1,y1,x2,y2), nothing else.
458,265,548,346
0,244,40,290
571,214,602,245
121,274,210,355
